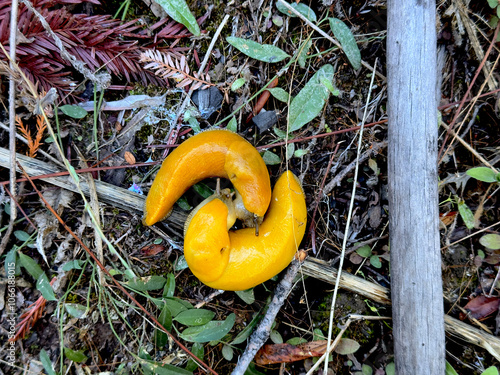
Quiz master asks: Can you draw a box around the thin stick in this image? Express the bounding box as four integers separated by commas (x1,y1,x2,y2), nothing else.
175,14,230,123
0,0,20,256
440,122,499,174
322,58,378,373
276,0,385,80
231,260,301,375
438,23,500,160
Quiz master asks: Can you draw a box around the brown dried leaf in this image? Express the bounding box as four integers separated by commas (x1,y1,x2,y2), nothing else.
140,244,166,256
124,151,136,165
255,340,328,365
463,295,500,320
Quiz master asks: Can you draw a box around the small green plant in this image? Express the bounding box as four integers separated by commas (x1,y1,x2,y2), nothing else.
446,361,499,375
466,167,500,183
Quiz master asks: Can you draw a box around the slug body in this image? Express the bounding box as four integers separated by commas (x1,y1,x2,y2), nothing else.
184,171,307,291
143,130,271,226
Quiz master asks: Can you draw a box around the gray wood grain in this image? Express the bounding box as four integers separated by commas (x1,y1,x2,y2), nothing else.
387,0,445,373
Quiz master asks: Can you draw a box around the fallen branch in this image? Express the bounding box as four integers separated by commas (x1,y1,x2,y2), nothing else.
1,147,499,361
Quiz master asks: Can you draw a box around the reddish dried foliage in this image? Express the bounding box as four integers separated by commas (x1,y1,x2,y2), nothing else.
0,0,209,101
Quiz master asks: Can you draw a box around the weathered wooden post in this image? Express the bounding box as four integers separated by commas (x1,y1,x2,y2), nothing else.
387,0,445,373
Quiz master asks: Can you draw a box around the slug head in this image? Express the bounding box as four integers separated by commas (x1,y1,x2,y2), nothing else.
224,141,271,218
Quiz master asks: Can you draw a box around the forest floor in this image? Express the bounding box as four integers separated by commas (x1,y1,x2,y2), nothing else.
0,0,500,374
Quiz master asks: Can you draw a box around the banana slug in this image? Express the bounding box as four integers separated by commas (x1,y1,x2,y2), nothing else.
143,129,271,226
184,171,307,291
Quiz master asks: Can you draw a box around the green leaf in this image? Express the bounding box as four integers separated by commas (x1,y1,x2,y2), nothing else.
227,116,238,132
457,199,476,229
362,364,373,375
19,253,43,280
165,297,191,317
334,338,360,355
64,303,87,318
227,37,290,63
64,347,88,363
231,78,246,91
286,142,295,160
222,344,234,361
163,273,176,298
356,244,372,258
153,0,200,36
186,343,204,372
126,276,167,291
481,366,499,375
176,197,192,211
174,255,189,271
235,288,255,304
231,312,261,345
288,64,335,132
141,359,193,375
62,260,84,271
294,148,308,158
320,78,339,96
328,18,361,70
193,182,213,198
155,304,172,347
180,313,235,342
445,361,459,375
312,328,325,341
286,337,307,345
266,87,290,103
60,105,88,119
5,248,17,276
487,0,498,8
37,273,57,301
270,329,283,344
479,234,500,250
14,230,32,242
276,1,317,22
369,255,382,268
40,349,56,375
297,38,312,68
262,150,281,165
466,167,498,183
174,309,215,326
273,127,288,138
385,362,395,375
245,363,266,375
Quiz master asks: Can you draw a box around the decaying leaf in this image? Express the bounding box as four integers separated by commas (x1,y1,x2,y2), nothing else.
461,295,500,321
255,340,328,365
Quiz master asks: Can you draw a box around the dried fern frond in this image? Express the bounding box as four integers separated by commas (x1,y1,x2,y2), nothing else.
16,114,47,157
140,49,212,91
9,285,48,341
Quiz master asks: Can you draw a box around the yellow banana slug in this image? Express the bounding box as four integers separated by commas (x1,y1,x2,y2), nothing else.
143,130,271,226
184,171,307,291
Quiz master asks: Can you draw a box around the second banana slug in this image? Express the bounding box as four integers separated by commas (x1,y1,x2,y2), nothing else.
184,171,307,291
143,129,271,226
